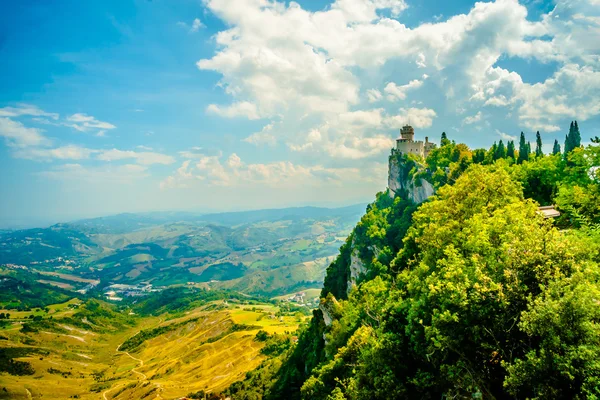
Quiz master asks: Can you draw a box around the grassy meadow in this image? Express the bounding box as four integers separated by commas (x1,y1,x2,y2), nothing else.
0,298,303,399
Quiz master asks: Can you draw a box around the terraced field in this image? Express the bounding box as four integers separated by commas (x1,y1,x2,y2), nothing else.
0,300,302,399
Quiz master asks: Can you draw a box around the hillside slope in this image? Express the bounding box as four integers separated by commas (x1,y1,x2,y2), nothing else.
223,138,600,399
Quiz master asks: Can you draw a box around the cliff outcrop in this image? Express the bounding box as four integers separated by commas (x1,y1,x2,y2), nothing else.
388,151,434,204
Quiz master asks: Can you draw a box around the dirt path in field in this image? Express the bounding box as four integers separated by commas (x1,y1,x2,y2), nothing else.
102,328,164,400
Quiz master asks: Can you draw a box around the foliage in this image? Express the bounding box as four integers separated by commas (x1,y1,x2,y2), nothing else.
297,165,600,399
229,131,600,399
518,131,529,164
0,347,40,376
60,299,135,333
133,287,268,316
0,273,73,309
564,120,582,155
553,139,561,154
119,318,199,352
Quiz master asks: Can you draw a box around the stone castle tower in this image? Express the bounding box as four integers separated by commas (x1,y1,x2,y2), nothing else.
392,125,436,158
388,125,436,203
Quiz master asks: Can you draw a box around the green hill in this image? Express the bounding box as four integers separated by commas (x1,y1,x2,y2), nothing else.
221,127,600,400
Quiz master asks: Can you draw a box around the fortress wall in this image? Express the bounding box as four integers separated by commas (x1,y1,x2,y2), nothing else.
397,141,425,157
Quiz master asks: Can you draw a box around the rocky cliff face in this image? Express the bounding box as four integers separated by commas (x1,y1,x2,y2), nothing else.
388,153,435,204
346,240,367,295
319,295,340,327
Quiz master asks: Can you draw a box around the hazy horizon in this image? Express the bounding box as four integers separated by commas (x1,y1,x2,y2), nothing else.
0,199,371,230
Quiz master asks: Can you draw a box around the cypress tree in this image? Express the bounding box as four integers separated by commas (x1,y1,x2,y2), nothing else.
518,132,529,164
495,140,506,160
507,140,515,159
535,131,543,157
472,149,486,164
441,132,450,146
552,139,561,155
573,121,581,148
565,121,574,154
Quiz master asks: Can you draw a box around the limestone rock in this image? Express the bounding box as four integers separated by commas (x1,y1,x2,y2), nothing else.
388,154,435,204
319,295,339,327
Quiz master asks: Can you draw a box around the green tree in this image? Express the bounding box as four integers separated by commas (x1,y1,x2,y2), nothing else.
552,139,561,154
440,132,451,146
564,121,582,154
535,131,543,157
518,132,529,164
494,140,507,160
506,140,515,160
472,149,486,164
573,121,582,148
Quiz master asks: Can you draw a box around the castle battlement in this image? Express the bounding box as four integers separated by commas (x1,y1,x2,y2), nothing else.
392,125,436,158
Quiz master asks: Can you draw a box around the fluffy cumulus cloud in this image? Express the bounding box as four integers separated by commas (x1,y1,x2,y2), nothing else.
160,150,385,190
0,105,173,184
0,117,51,148
463,111,483,125
0,104,59,120
66,113,116,132
13,145,95,161
384,76,427,101
206,102,261,120
200,0,600,165
96,149,175,165
243,123,277,146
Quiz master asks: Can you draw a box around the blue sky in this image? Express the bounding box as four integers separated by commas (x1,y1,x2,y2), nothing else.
1,0,599,227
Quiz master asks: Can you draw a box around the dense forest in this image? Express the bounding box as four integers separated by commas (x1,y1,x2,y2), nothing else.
222,122,600,399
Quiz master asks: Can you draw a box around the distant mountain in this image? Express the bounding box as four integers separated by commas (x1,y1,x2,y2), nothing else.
60,204,366,234
0,204,367,294
197,204,366,226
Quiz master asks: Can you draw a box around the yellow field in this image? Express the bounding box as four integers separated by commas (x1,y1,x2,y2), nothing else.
34,270,100,284
271,288,322,302
37,279,75,290
0,300,301,399
0,298,82,319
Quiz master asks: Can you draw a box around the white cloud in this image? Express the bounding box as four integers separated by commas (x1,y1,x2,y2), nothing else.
200,0,599,163
416,52,427,68
66,113,116,132
97,149,175,165
206,102,261,120
191,18,205,32
324,135,394,159
243,123,277,146
332,0,408,21
13,145,95,161
227,153,243,169
0,104,59,120
516,64,600,132
495,129,516,141
384,107,437,129
463,111,483,125
367,89,383,103
162,153,314,188
384,78,425,101
161,151,389,192
0,117,51,148
178,18,205,33
338,109,384,128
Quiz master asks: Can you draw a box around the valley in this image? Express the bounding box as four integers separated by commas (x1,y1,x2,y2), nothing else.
0,297,303,399
0,206,363,399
